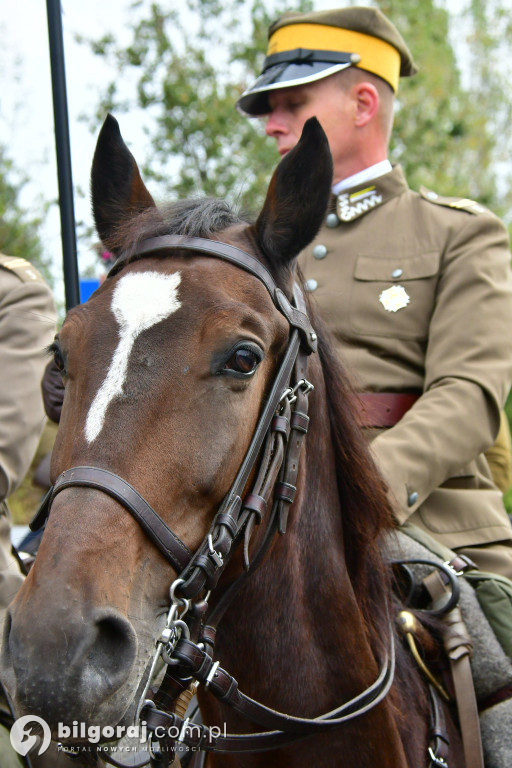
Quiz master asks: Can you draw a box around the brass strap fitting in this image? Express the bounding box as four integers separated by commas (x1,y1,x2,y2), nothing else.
397,611,450,701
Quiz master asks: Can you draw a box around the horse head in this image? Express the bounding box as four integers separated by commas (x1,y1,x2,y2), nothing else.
1,114,332,736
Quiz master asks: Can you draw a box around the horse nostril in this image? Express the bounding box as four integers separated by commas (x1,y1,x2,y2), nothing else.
2,609,12,650
96,615,133,659
4,606,139,723
0,610,14,685
81,610,137,696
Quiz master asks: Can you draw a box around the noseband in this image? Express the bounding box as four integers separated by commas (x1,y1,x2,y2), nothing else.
31,235,394,765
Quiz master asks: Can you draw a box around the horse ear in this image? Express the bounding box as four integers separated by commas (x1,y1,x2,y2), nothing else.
91,114,155,251
252,117,332,273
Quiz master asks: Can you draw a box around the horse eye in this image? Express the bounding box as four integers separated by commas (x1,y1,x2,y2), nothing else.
51,342,66,373
223,347,262,376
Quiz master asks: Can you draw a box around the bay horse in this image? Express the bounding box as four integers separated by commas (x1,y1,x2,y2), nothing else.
1,115,463,767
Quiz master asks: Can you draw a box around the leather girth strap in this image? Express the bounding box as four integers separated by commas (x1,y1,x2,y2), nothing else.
422,566,484,768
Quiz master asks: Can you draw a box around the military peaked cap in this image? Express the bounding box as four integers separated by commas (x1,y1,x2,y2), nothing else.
237,6,417,116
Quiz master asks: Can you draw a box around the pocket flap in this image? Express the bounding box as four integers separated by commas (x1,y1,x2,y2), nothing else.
354,251,440,281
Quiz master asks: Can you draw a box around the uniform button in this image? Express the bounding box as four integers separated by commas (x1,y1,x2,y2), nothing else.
304,279,318,292
391,268,403,279
407,492,418,507
326,213,340,228
313,244,327,260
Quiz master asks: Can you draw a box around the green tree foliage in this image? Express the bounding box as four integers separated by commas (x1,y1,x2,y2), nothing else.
86,0,311,215
378,0,512,221
86,0,512,224
459,0,512,221
0,145,53,283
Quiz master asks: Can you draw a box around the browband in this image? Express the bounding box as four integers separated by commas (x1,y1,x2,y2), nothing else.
109,235,318,354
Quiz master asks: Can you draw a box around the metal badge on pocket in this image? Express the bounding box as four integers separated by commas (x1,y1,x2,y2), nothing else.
379,285,410,312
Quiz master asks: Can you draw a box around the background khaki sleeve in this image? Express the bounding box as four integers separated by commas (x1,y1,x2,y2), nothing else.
0,271,57,499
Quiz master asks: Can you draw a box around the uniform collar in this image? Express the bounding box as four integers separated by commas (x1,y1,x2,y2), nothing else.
333,164,408,223
332,160,392,195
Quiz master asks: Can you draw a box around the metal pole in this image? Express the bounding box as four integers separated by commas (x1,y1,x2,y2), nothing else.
46,0,80,311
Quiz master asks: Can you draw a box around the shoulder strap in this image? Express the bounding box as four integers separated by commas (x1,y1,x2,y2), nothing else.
419,187,487,215
0,254,47,284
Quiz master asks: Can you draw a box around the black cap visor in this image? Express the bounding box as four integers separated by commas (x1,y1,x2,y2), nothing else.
237,59,353,116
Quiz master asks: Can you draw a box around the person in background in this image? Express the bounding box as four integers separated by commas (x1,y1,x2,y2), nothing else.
237,6,512,577
485,411,512,498
0,253,57,626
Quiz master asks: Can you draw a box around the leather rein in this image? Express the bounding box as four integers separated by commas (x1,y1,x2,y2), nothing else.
30,235,395,765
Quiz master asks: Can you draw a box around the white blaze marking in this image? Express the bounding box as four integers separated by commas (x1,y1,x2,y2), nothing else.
85,270,182,442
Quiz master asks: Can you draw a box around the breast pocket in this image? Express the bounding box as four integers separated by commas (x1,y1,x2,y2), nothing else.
350,252,440,339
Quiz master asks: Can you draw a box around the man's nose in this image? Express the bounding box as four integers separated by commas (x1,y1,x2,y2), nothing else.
265,111,287,137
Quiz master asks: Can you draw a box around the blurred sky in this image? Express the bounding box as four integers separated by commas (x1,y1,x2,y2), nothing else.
1,0,144,307
0,0,488,309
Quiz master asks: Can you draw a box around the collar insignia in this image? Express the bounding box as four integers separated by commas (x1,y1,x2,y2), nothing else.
336,185,384,222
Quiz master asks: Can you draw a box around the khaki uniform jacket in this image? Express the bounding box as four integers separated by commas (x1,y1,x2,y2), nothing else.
0,255,57,499
0,255,57,620
298,165,512,549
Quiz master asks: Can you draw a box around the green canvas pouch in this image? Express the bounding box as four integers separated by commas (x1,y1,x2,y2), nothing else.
399,521,512,658
463,571,512,658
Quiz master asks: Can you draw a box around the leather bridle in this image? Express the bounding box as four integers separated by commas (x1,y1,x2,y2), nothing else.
30,235,395,766
31,235,319,597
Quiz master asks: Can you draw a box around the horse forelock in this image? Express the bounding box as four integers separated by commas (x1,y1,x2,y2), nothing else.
106,198,247,261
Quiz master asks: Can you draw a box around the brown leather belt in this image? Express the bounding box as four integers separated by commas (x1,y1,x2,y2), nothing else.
357,392,419,428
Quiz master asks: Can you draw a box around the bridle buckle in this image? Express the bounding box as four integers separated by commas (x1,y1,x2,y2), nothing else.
208,535,224,567
428,746,448,767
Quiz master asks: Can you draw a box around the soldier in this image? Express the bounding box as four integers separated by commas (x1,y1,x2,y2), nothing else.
237,6,512,577
0,254,57,625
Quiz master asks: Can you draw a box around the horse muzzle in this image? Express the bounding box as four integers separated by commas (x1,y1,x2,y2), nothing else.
1,599,140,729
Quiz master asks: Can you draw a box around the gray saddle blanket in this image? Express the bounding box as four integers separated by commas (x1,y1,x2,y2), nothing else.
383,527,512,768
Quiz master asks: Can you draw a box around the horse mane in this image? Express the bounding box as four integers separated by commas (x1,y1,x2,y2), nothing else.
310,311,427,732
311,308,397,654
105,198,245,257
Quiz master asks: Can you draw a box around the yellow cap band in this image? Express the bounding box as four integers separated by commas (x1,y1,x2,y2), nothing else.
267,23,401,92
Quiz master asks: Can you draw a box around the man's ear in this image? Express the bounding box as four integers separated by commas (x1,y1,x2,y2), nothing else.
353,82,380,128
